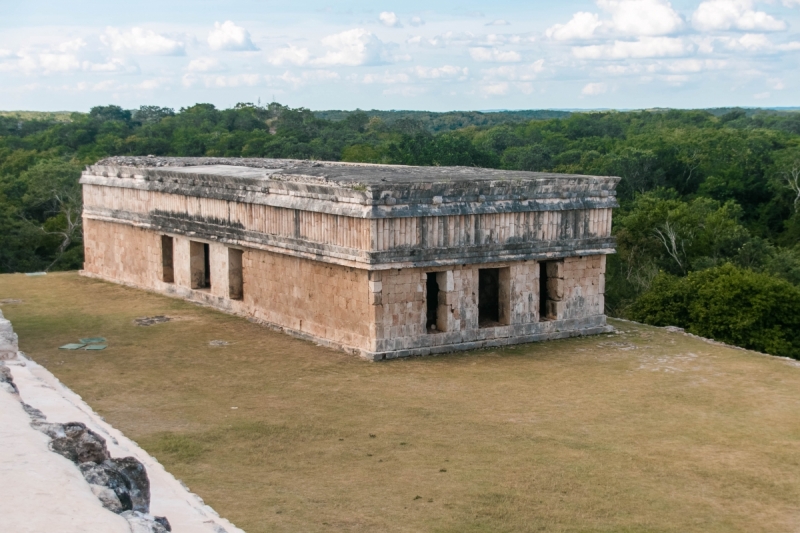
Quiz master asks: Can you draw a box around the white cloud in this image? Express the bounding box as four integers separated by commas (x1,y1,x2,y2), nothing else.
469,47,522,62
379,12,402,28
582,82,608,95
693,36,717,54
0,41,140,76
313,29,392,66
274,69,340,88
596,58,728,76
331,64,474,86
359,65,470,84
102,27,185,55
731,32,772,49
597,0,683,36
486,20,511,26
718,33,800,52
481,60,545,81
268,45,311,66
90,80,120,91
408,31,495,49
517,82,535,94
477,81,539,97
55,39,87,54
573,36,691,59
84,57,139,73
410,16,425,27
661,74,689,85
206,73,261,87
480,82,510,96
187,57,225,72
768,77,785,90
662,58,727,72
36,53,81,72
546,0,682,41
414,65,469,79
754,91,770,99
408,31,499,49
208,21,257,51
692,0,787,32
474,33,535,46
185,73,261,88
137,79,163,90
546,12,603,40
362,71,410,84
382,85,426,97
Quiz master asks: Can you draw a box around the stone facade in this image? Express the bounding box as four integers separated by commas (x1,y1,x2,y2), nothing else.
81,157,619,360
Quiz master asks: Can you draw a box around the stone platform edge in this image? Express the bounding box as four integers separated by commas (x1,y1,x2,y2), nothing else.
0,306,245,533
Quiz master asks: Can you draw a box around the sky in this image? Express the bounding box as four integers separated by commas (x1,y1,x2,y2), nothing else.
1,0,799,112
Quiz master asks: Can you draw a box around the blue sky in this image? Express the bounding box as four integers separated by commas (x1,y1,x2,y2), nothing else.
2,0,799,111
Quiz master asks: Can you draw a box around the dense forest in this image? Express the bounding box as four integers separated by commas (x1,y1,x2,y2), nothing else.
1,103,799,357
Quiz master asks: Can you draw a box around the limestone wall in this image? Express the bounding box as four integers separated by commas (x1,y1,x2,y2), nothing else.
84,218,373,352
83,219,607,360
243,249,373,352
83,218,162,290
368,258,604,355
548,256,606,320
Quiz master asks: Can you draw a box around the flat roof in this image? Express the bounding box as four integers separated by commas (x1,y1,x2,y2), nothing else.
93,156,620,186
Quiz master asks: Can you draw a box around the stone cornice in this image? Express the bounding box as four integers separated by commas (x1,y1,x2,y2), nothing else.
82,158,620,218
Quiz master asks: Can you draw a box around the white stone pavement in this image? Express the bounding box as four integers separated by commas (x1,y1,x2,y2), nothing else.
0,351,245,533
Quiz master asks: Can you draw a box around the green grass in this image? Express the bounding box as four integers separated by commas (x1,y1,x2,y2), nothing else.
2,272,800,532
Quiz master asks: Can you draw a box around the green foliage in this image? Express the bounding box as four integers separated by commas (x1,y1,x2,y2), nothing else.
615,190,750,276
341,144,383,163
629,265,800,358
313,108,572,132
2,102,800,357
0,159,83,272
501,144,552,171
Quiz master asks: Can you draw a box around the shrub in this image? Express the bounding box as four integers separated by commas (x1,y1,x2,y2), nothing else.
629,264,800,358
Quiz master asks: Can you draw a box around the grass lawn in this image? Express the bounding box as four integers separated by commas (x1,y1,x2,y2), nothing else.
2,272,800,533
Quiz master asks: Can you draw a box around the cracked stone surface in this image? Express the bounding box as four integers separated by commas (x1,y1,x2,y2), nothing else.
0,356,244,533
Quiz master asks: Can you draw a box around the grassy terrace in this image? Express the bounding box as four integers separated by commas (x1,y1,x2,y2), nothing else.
2,272,799,533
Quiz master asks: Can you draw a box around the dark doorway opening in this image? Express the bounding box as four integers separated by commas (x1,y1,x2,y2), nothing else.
190,241,205,289
161,235,174,283
228,248,243,300
202,243,211,289
539,261,550,321
479,268,500,327
426,272,439,333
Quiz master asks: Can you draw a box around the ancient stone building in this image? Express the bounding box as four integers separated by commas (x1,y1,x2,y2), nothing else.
81,157,619,360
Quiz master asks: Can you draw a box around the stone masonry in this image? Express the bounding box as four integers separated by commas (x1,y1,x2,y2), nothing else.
81,157,619,360
0,308,19,360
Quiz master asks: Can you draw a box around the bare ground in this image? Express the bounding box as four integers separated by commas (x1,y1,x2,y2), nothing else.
2,272,799,533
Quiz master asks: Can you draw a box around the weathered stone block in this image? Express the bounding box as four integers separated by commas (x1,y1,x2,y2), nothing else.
546,261,564,279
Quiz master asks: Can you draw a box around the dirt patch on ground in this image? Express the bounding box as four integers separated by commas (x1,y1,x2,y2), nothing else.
2,272,800,533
